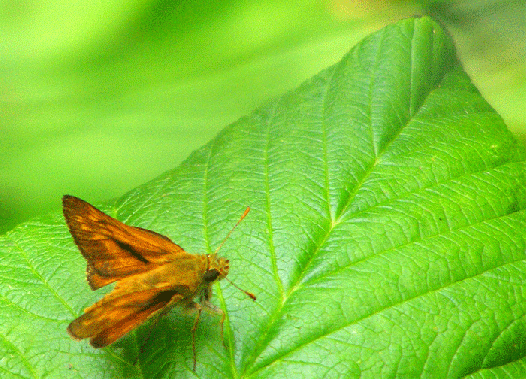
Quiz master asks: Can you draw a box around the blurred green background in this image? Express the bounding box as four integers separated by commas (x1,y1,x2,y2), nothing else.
1,0,525,233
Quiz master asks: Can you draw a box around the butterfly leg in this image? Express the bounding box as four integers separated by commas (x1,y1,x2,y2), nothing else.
187,300,226,370
190,303,203,372
134,304,175,365
201,300,226,346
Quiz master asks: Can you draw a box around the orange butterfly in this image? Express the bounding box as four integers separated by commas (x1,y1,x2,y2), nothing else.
63,195,255,370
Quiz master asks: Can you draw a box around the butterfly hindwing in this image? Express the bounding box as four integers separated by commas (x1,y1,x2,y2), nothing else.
67,281,185,347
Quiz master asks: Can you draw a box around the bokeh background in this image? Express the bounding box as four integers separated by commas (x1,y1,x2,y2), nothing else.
2,0,525,233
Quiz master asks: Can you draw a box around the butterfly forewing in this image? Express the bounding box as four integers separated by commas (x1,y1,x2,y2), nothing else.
63,195,186,289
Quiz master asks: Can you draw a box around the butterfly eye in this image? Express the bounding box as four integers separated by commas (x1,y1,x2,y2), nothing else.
203,269,220,282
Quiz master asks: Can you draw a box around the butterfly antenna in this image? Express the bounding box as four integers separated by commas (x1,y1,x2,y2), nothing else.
225,277,256,300
213,207,250,255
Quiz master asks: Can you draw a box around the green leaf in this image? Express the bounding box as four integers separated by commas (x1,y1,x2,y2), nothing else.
1,17,525,378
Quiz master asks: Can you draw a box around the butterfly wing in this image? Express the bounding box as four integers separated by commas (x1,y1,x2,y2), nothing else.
68,283,185,347
63,195,188,289
67,259,204,347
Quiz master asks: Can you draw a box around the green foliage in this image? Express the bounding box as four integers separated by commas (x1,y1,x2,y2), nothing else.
1,17,525,378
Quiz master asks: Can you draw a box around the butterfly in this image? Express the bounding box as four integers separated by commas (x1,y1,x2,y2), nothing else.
63,195,255,370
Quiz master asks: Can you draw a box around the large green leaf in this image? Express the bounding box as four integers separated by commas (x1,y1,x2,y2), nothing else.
1,17,525,378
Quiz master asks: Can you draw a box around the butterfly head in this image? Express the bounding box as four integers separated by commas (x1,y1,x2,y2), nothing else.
203,255,229,283
204,254,256,301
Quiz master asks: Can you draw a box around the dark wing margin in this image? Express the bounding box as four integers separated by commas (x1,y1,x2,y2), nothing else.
63,195,187,289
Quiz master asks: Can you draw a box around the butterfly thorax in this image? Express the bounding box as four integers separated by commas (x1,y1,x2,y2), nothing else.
158,254,229,301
